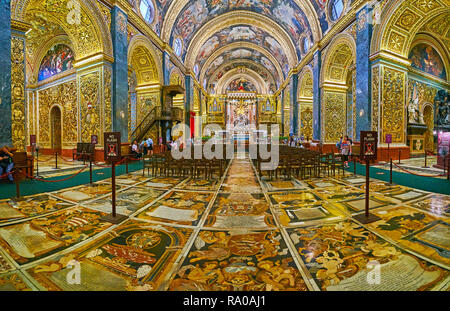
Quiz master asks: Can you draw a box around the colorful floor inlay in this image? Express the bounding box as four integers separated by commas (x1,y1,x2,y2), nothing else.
0,194,75,225
0,207,112,265
0,155,448,291
288,220,449,291
168,229,309,291
135,191,214,226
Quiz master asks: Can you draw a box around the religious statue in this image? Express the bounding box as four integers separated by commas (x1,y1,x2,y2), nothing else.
408,97,420,124
435,90,450,128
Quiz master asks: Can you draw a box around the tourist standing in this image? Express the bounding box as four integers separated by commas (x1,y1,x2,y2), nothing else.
340,136,351,168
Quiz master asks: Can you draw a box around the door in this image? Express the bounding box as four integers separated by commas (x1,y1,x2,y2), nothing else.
50,106,62,151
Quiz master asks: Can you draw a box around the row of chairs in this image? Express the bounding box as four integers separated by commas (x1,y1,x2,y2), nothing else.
254,146,346,180
142,151,228,180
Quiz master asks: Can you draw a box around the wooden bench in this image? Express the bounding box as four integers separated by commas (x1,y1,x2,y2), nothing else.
12,151,33,180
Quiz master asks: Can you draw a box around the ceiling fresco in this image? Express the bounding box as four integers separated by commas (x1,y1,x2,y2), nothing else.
194,25,290,80
207,61,279,94
203,48,280,85
169,0,314,61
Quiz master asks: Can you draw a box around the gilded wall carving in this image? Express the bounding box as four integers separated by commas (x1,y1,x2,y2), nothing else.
322,91,346,144
128,71,137,140
300,105,313,141
104,67,112,133
380,0,447,57
38,80,77,147
372,66,380,131
79,72,100,143
137,92,159,126
24,0,103,59
381,67,405,144
11,37,26,151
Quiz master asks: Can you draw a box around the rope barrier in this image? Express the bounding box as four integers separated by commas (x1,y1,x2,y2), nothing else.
56,154,83,163
392,162,446,177
33,155,55,162
0,171,13,179
93,157,127,168
22,165,89,182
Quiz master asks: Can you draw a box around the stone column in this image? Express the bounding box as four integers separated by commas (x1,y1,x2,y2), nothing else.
355,5,373,141
290,73,299,136
185,74,193,126
111,6,128,141
312,51,321,141
0,0,11,147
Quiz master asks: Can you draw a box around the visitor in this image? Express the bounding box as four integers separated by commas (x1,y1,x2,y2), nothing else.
140,141,149,155
146,137,154,155
340,136,351,168
0,146,14,182
131,140,141,159
345,135,353,160
336,136,343,153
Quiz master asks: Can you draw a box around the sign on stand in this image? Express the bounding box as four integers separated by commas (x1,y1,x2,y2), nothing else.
100,132,127,224
354,131,381,224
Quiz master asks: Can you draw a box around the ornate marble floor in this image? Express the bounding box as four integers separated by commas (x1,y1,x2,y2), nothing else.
0,155,448,291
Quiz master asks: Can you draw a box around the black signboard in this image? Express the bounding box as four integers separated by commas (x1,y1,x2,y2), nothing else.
104,132,121,162
360,131,378,161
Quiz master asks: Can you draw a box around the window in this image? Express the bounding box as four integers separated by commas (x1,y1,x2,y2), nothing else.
329,0,344,21
140,0,155,24
302,37,309,54
173,38,183,57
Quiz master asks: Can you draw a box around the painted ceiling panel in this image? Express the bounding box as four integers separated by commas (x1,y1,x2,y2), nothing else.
207,61,279,94
203,48,280,85
169,0,313,62
194,25,290,78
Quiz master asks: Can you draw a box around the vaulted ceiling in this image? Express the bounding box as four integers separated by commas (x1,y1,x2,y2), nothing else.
159,0,323,93
127,0,350,93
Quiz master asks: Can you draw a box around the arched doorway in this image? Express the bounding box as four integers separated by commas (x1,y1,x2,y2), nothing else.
423,105,434,152
320,34,356,145
50,106,62,151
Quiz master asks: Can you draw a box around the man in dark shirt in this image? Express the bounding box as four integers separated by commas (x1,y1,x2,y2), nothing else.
0,146,14,182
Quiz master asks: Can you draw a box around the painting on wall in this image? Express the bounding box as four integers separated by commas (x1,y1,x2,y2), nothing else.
38,44,75,82
226,78,257,92
208,62,278,95
409,43,447,80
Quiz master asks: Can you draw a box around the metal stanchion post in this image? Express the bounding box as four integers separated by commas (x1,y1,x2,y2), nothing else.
447,157,450,180
423,151,428,168
55,152,58,169
14,169,25,202
89,156,93,185
398,149,401,164
353,157,356,175
389,158,393,185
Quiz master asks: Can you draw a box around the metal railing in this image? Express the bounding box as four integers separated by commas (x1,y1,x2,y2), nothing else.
130,106,184,143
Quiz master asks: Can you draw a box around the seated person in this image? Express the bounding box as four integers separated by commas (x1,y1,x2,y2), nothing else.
131,140,141,158
0,146,14,182
140,141,149,156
